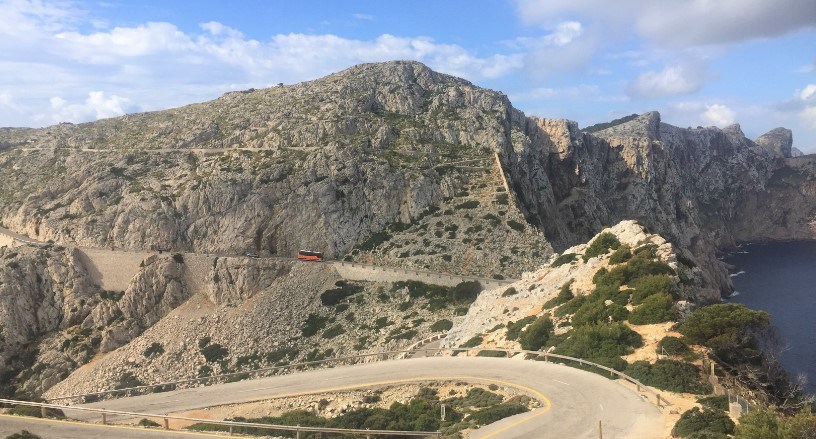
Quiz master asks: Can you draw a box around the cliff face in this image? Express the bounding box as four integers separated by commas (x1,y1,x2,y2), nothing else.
501,112,816,300
0,61,814,298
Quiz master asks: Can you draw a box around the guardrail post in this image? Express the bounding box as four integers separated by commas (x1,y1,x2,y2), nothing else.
40,406,46,418
228,425,233,435
164,417,169,430
656,394,662,407
102,411,107,425
296,425,301,439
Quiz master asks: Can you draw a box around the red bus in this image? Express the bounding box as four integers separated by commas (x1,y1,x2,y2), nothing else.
297,250,324,262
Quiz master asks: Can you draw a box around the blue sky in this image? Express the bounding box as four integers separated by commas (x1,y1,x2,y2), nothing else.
1,0,815,152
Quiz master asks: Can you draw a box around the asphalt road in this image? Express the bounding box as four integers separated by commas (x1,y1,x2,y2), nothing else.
28,356,666,439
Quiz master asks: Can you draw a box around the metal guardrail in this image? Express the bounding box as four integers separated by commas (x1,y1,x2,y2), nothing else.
0,398,439,438
333,261,517,288
48,347,665,409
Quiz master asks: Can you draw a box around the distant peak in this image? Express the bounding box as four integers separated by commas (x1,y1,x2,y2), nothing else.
755,127,793,158
592,111,661,140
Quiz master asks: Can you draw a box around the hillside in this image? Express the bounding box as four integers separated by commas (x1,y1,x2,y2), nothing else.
0,61,815,402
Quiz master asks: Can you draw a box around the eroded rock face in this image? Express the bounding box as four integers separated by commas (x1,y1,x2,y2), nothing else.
756,127,793,158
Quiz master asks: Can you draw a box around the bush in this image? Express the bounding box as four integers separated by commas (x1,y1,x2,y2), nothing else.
200,344,228,363
697,395,729,412
734,408,816,439
172,253,184,264
553,323,643,370
501,287,518,297
138,418,162,427
630,274,675,304
476,350,508,357
572,300,629,326
543,281,574,308
9,405,65,419
198,337,211,349
143,342,164,358
551,253,578,267
360,231,391,251
582,232,621,262
461,335,484,348
554,295,589,317
519,316,554,351
455,200,480,209
625,359,712,394
5,431,42,439
628,293,676,325
468,404,528,425
322,324,345,339
321,281,364,306
657,336,692,356
301,314,329,337
451,281,483,303
506,316,537,341
679,303,769,347
430,319,453,332
506,220,525,231
608,245,632,264
672,407,734,438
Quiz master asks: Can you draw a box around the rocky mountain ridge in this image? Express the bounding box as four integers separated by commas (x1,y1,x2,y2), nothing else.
0,60,815,401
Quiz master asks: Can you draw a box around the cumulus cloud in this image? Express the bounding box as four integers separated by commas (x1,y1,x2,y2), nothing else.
800,84,816,101
47,91,137,123
510,84,600,102
702,104,737,127
514,0,816,47
627,63,708,98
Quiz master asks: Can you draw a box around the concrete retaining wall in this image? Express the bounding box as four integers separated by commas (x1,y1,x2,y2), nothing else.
75,248,154,292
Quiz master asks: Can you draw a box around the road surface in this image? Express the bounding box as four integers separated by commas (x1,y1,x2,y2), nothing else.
50,356,664,439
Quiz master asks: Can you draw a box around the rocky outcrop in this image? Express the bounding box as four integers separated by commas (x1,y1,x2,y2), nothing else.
791,147,805,157
756,127,793,158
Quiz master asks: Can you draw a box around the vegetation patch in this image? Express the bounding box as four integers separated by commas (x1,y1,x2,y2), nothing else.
461,335,484,348
518,316,554,351
430,319,453,332
582,232,621,261
543,281,574,309
320,281,364,306
672,407,734,438
143,342,165,359
625,359,712,394
200,344,229,363
550,253,578,267
301,314,329,337
553,323,643,370
628,293,676,325
505,316,537,341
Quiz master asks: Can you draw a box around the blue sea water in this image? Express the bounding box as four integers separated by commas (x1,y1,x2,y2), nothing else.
724,241,816,396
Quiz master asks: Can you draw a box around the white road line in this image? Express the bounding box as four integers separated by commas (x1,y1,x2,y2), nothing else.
553,379,570,386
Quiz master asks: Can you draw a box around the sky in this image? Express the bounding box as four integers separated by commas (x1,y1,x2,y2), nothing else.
1,0,815,152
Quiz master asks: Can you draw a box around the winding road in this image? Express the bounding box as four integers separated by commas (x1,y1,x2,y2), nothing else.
3,357,665,439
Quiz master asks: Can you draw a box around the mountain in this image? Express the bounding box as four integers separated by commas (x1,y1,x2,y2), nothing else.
1,61,815,399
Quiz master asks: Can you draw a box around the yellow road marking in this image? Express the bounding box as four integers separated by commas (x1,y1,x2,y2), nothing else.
0,413,228,438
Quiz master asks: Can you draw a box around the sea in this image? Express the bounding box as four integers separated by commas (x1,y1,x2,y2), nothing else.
724,241,816,397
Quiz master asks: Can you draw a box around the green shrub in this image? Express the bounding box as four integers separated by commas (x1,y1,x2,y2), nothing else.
625,359,712,394
697,395,729,412
322,324,345,339
468,404,528,425
476,350,508,357
582,232,621,262
608,245,632,264
461,335,484,348
321,281,364,306
455,200,480,209
459,388,503,407
551,253,578,267
630,274,675,304
302,314,329,337
5,431,43,439
387,329,417,342
501,287,518,297
9,405,65,419
657,336,692,356
138,418,162,427
374,317,392,329
143,342,165,358
506,316,537,341
172,253,184,264
360,231,391,251
554,295,589,317
543,281,574,308
572,300,629,326
553,323,642,370
506,220,525,231
495,194,509,205
628,293,676,325
451,281,483,303
430,319,453,332
200,344,228,363
679,303,769,347
672,407,734,438
519,316,554,351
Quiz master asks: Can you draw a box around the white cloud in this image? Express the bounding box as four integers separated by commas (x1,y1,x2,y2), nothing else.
353,13,375,21
510,84,600,101
47,91,137,123
513,0,816,48
55,22,194,61
800,84,816,101
801,106,816,129
702,104,736,127
627,63,708,98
